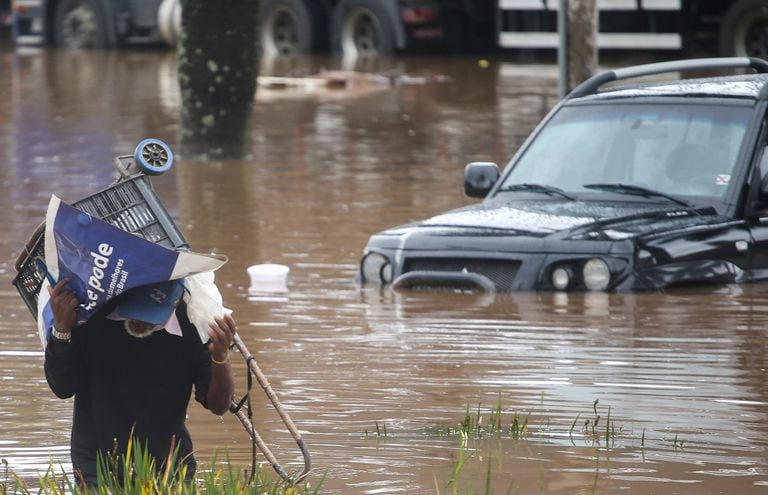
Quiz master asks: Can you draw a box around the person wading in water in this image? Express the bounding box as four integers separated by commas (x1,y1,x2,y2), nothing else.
44,278,236,486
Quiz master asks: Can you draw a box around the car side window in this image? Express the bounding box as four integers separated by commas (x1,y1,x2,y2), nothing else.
759,145,768,179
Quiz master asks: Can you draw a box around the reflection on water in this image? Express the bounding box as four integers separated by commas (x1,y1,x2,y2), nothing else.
1,47,767,494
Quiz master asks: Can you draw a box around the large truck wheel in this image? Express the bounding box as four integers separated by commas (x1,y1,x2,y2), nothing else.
157,0,181,47
331,0,396,58
719,0,768,58
260,0,322,56
53,0,107,48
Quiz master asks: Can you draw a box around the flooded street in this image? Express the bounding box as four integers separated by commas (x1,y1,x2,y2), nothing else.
1,44,767,494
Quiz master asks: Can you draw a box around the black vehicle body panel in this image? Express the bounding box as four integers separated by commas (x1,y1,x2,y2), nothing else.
365,198,758,291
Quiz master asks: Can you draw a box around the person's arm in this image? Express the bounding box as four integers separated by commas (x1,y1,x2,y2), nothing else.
206,314,236,415
43,279,84,398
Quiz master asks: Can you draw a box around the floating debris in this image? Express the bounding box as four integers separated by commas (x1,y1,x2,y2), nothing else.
256,70,451,100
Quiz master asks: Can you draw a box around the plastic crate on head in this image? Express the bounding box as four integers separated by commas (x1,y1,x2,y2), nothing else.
12,173,189,320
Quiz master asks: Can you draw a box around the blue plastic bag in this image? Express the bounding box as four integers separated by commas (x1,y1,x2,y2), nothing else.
38,195,227,347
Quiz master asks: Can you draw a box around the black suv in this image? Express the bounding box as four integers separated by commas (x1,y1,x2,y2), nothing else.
358,57,768,292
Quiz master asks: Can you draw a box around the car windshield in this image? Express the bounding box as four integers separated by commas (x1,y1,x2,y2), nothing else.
496,102,753,201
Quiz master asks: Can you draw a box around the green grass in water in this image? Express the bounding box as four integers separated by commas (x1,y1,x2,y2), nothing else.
0,435,324,495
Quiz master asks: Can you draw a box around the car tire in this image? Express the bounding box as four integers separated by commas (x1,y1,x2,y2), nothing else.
719,0,768,58
53,0,107,49
331,0,396,58
260,0,324,57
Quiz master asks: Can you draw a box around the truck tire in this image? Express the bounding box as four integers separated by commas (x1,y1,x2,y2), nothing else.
719,0,768,58
260,0,321,56
331,0,396,57
53,0,107,48
157,0,181,47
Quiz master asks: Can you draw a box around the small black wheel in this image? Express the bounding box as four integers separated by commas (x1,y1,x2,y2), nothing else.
135,139,174,175
53,0,107,49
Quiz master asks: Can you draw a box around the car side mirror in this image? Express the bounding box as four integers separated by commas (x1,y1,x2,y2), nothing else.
464,162,500,198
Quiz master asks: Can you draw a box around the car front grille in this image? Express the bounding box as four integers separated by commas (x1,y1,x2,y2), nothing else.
403,258,521,291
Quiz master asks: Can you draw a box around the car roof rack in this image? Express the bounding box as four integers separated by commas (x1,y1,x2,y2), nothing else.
567,57,768,99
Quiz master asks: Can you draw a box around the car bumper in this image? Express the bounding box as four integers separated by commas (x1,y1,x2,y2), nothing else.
359,246,752,293
360,244,636,292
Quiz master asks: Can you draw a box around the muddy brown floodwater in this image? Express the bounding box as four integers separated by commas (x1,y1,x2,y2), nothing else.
0,44,766,494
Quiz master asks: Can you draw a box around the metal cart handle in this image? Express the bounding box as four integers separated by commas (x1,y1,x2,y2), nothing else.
230,333,312,485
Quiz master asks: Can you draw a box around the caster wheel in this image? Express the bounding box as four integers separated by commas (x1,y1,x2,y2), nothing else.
135,138,174,175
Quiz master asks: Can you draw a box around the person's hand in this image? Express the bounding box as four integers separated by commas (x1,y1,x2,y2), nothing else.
47,279,80,334
207,314,237,414
208,314,236,363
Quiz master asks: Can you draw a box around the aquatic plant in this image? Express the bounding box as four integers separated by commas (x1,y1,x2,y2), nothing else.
579,399,621,447
363,421,390,438
447,399,529,442
366,396,632,448
0,439,324,495
427,398,621,495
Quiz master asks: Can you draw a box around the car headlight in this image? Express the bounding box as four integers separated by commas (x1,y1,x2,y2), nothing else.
360,252,393,284
582,258,610,291
551,266,572,290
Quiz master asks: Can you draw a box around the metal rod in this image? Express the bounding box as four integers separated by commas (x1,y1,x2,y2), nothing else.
231,333,312,484
558,0,569,99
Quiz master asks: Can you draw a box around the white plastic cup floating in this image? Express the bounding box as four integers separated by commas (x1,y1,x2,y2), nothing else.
247,263,289,293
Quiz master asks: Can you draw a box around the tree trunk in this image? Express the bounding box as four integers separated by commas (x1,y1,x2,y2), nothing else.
567,0,598,91
178,0,260,158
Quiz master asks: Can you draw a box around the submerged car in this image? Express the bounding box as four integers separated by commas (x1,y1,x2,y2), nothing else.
358,57,768,292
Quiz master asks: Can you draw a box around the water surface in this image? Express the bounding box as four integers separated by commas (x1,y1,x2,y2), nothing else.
0,47,766,494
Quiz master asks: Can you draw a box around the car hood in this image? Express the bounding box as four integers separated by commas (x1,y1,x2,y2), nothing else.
389,199,731,240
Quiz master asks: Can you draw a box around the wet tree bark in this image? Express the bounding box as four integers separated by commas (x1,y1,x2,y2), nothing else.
567,0,598,91
178,0,260,158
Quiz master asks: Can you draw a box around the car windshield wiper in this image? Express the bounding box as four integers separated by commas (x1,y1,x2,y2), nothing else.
497,183,577,201
582,183,694,208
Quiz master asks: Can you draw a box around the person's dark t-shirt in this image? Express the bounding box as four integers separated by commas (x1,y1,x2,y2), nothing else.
44,301,212,481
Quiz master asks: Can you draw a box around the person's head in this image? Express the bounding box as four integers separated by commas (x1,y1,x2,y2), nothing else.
117,280,184,338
